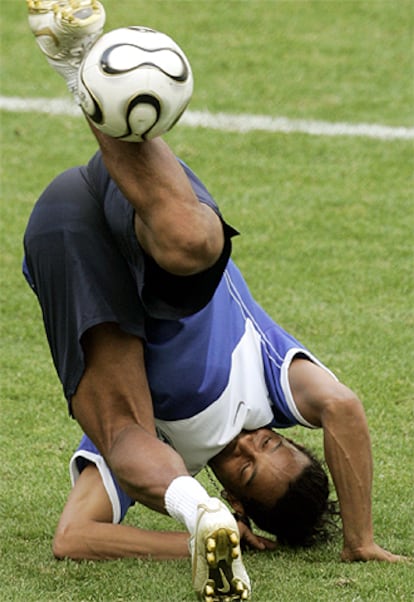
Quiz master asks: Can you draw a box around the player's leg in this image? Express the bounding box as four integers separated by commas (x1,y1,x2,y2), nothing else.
27,1,225,279
93,130,225,277
70,322,197,513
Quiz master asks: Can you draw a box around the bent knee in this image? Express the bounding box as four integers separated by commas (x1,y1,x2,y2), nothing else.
135,206,225,276
156,231,224,275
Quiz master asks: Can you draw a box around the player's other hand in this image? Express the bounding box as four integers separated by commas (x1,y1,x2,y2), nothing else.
236,519,277,552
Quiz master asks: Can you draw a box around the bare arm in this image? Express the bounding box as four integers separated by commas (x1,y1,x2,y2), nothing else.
53,464,190,561
290,358,405,562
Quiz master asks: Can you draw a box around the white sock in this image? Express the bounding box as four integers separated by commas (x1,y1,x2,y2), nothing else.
164,476,211,536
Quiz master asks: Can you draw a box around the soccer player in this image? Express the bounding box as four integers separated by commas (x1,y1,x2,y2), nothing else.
24,1,405,600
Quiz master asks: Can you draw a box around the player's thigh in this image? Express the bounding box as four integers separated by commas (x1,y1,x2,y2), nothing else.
71,322,157,454
24,167,146,403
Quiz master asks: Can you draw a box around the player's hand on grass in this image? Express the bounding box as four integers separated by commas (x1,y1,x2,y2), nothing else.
236,518,277,552
341,542,410,563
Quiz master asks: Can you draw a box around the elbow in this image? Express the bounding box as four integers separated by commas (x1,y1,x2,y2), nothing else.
52,524,83,560
321,385,366,426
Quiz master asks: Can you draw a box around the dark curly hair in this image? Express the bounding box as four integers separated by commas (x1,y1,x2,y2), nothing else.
240,440,339,547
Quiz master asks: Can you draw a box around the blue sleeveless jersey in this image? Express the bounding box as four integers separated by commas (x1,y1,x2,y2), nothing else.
72,259,335,521
146,259,306,425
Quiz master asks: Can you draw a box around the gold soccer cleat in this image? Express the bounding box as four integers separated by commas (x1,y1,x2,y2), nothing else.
27,0,106,95
192,498,251,601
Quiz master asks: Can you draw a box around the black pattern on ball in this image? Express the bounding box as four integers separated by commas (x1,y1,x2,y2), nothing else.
125,94,161,140
100,44,190,82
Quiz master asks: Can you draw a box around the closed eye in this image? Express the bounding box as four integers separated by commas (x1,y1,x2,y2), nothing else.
244,441,282,487
241,463,252,479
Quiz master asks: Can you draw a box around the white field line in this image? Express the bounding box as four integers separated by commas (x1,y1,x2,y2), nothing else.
1,95,413,141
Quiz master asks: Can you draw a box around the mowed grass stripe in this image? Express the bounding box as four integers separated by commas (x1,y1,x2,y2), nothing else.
1,95,413,141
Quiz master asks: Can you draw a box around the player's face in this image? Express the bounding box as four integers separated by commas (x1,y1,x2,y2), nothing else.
209,429,310,508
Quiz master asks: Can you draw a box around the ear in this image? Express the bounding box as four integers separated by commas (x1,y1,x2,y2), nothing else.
221,490,245,515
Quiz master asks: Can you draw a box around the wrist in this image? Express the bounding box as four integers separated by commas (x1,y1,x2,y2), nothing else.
233,511,251,530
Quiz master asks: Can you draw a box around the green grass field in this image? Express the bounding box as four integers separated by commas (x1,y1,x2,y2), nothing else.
1,1,413,600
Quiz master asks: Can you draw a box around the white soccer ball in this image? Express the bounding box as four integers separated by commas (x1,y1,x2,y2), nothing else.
77,26,193,141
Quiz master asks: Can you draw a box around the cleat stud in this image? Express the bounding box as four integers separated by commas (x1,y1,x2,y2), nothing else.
206,537,216,552
231,546,240,559
205,584,214,596
229,532,239,546
206,551,215,565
